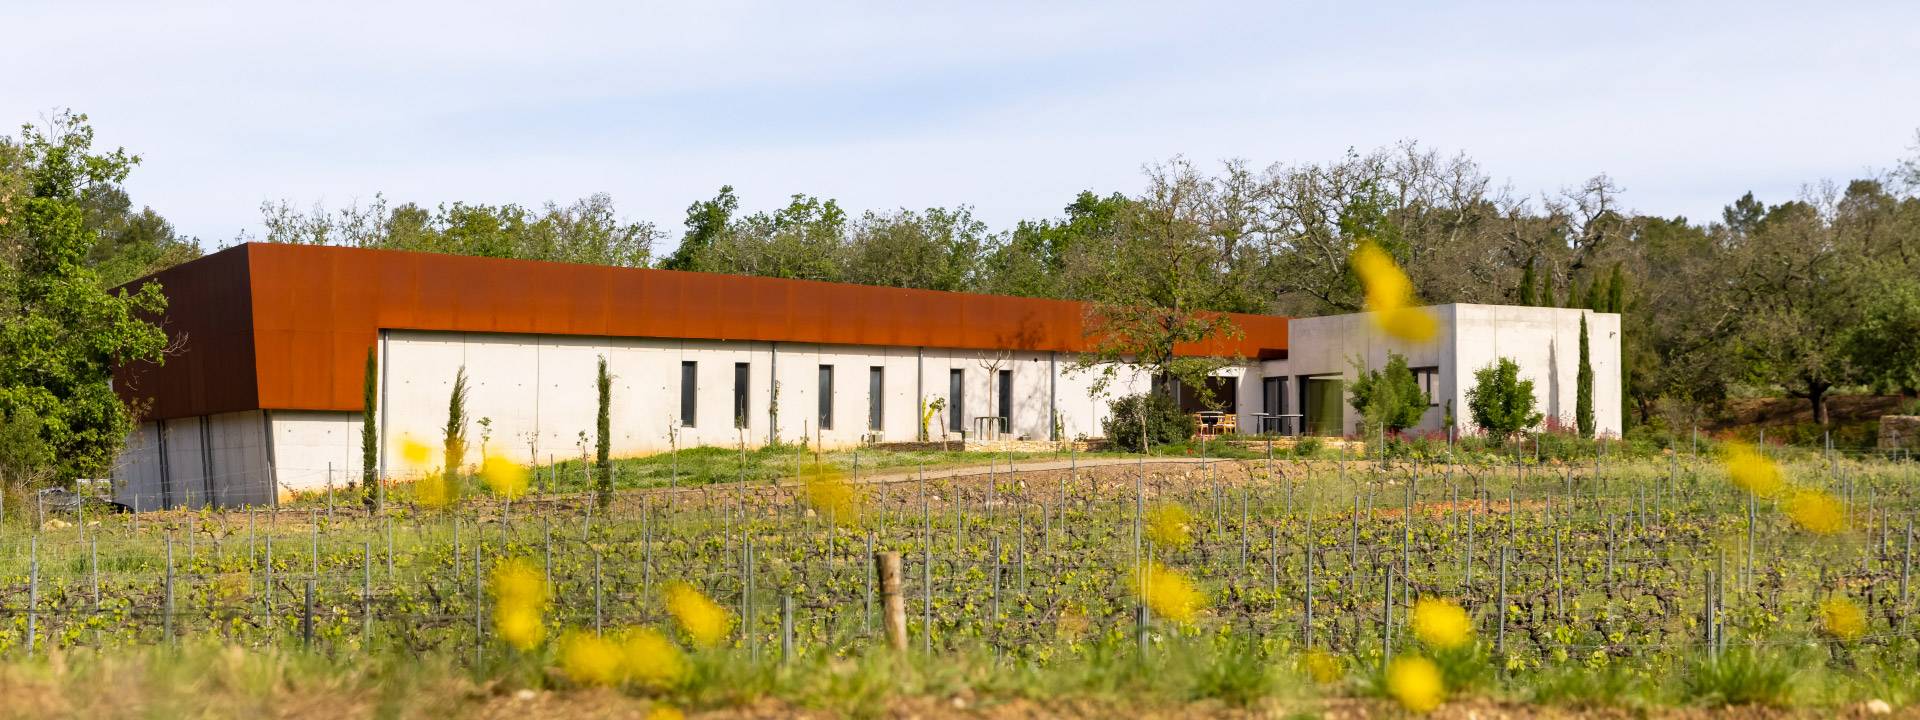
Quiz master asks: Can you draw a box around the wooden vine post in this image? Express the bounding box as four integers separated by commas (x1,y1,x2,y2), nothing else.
876,551,908,651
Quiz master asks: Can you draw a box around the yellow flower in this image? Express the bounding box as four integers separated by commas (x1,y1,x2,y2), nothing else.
490,558,548,650
1411,597,1473,650
665,583,733,647
1786,489,1845,535
414,472,457,508
801,465,861,526
481,455,530,500
1387,656,1446,714
646,707,685,720
617,627,689,689
1300,650,1344,684
1351,241,1437,342
1820,596,1866,641
1144,503,1194,550
399,435,433,470
1722,442,1783,497
1133,560,1205,625
558,631,623,686
495,605,544,650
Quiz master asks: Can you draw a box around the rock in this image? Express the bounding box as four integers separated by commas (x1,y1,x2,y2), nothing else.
42,519,72,531
1866,699,1892,715
514,689,536,702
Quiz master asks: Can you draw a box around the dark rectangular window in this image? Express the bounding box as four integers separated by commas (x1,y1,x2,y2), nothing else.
948,369,965,432
1411,366,1440,407
733,362,750,429
680,361,697,426
818,364,834,430
868,366,884,431
996,369,1012,434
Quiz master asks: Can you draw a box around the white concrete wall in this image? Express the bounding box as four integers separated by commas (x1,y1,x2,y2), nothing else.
1258,304,1621,437
269,410,365,498
113,410,272,510
375,330,1154,473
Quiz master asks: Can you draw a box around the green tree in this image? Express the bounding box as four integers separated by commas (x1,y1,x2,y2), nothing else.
361,348,378,510
443,366,470,494
1102,392,1195,452
0,111,170,484
1068,159,1245,406
595,356,612,509
1576,314,1594,437
1347,351,1429,435
1517,260,1537,306
1604,263,1625,313
660,186,736,270
1467,357,1543,442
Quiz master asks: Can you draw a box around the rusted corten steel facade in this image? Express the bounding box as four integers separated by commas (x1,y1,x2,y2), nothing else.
116,243,1290,422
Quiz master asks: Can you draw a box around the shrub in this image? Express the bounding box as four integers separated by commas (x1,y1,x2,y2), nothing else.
1104,393,1195,452
1348,351,1430,436
1466,358,1542,443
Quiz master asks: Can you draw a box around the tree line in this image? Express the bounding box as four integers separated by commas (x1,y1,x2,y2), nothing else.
3,111,1918,484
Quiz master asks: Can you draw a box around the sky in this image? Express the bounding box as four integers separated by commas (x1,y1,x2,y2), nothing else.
5,1,1919,251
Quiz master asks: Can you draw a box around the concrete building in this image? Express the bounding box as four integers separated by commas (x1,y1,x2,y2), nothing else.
111,243,1618,509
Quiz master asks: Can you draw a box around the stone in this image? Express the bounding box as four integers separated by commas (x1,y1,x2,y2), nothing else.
1880,415,1920,451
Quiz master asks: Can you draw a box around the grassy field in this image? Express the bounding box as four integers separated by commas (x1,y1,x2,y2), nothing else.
1,440,1918,717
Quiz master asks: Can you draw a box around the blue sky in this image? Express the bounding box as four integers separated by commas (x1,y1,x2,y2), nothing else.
6,1,1918,251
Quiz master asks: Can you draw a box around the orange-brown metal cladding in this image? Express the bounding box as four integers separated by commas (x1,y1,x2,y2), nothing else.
117,243,1289,421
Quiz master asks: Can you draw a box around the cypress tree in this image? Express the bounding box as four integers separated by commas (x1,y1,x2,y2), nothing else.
361,348,378,511
1606,263,1626,313
1564,278,1581,308
1518,261,1537,306
1584,277,1605,312
1577,314,1595,438
1539,266,1555,308
595,356,613,509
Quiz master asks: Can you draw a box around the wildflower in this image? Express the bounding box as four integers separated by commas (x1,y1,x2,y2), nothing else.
399,435,433,470
558,631,624,686
618,626,689,689
1144,503,1194,550
665,582,733,647
1820,596,1866,641
1300,649,1344,684
491,558,549,650
1722,442,1783,497
1411,597,1473,650
481,455,529,500
802,465,861,526
1351,241,1436,342
646,707,685,720
1133,560,1205,625
1387,655,1446,714
415,472,456,508
1786,489,1845,535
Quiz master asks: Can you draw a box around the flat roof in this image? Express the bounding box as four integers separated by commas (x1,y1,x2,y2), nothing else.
115,243,1290,420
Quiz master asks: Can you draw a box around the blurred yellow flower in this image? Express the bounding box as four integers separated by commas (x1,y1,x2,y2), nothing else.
1144,503,1194,550
665,582,733,647
1411,597,1473,650
1722,442,1783,497
399,435,433,469
618,626,689,689
1387,655,1446,714
1133,560,1205,625
1300,649,1344,684
481,454,530,500
1786,489,1845,535
645,707,685,720
491,558,548,650
1820,596,1866,641
414,472,457,508
801,465,861,526
495,605,544,650
1351,241,1436,342
558,631,623,686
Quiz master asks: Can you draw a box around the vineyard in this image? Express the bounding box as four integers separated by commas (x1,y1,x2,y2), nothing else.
2,444,1919,718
